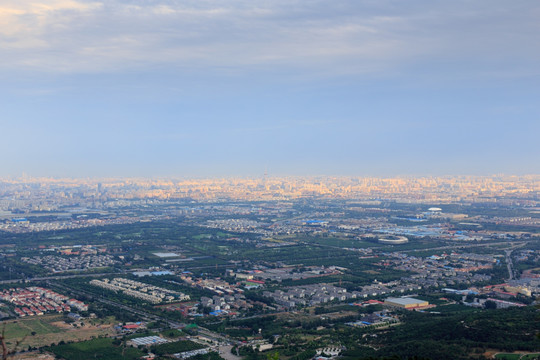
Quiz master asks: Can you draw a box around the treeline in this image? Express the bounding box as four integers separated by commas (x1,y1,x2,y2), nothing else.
342,307,540,360
150,340,204,356
0,220,237,246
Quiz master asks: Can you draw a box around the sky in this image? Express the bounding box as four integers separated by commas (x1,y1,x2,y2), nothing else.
1,0,539,178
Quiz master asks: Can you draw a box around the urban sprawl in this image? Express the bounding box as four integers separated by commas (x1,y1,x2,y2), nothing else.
0,175,539,360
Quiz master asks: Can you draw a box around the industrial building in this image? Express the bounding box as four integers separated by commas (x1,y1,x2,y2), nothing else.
128,336,168,347
384,297,430,310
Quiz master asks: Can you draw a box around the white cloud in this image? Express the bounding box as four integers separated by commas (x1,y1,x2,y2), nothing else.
0,0,539,77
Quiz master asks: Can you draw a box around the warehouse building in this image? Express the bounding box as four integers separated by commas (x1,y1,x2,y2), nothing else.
384,297,430,310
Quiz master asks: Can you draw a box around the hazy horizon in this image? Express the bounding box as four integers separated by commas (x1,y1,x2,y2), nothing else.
2,173,540,182
1,1,539,178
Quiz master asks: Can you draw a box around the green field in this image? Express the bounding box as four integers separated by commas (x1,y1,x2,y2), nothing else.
495,354,522,360
48,338,144,360
521,355,540,360
1,316,63,339
495,354,540,360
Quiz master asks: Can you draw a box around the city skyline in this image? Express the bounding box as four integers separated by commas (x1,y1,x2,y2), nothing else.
1,1,539,177
1,174,538,204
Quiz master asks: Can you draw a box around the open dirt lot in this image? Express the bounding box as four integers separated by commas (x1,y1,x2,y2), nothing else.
1,314,117,349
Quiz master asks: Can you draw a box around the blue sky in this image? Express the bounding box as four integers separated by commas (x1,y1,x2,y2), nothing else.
1,0,539,177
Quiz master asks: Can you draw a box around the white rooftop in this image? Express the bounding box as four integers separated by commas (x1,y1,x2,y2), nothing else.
152,252,180,258
385,297,426,305
130,336,168,346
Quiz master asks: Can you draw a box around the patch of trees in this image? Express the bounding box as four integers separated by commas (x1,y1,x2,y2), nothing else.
150,340,205,356
342,307,540,360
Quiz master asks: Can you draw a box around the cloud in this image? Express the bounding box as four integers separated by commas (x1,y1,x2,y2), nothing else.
0,1,101,37
0,0,539,77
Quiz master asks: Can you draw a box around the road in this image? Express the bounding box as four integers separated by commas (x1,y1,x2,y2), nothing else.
404,240,528,253
505,249,515,280
51,281,173,323
307,240,528,254
502,242,527,281
0,272,119,285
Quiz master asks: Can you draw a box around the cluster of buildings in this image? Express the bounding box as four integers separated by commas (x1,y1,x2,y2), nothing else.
0,216,142,234
199,293,253,315
384,252,494,288
315,347,343,359
482,283,532,298
516,249,540,264
459,293,527,309
161,303,197,316
245,250,499,311
465,296,526,309
262,282,432,310
354,282,423,298
484,216,540,226
507,277,540,297
232,266,341,283
1,177,536,238
1,175,538,205
90,278,190,304
114,321,147,333
346,311,398,327
199,205,528,242
22,254,118,273
205,219,267,234
373,224,486,242
445,277,537,308
0,286,87,317
180,273,239,295
126,335,211,359
174,348,210,359
398,269,491,289
484,298,526,309
447,252,498,263
263,284,361,308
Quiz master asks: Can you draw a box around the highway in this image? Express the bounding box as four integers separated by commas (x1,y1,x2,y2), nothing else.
0,272,118,285
505,249,515,280
306,240,528,255
502,242,527,281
